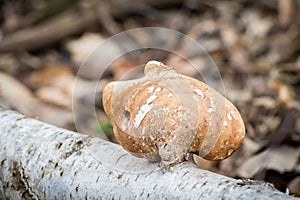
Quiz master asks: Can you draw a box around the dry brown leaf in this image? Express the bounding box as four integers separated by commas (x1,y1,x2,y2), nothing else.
66,32,121,79
278,0,294,26
193,154,218,173
242,137,265,157
0,53,19,74
66,32,106,66
0,72,73,128
257,116,281,135
28,62,113,135
219,23,239,48
237,146,300,178
34,104,73,129
219,137,265,177
226,89,252,105
35,86,71,108
28,63,74,88
228,47,250,72
268,79,295,107
0,72,38,115
295,119,300,142
166,56,207,77
242,10,273,38
28,63,75,108
109,58,141,80
288,176,300,196
253,97,277,109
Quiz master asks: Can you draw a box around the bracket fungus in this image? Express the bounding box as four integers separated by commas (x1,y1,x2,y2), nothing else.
103,61,245,168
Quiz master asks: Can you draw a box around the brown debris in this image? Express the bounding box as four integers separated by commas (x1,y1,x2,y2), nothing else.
0,0,300,196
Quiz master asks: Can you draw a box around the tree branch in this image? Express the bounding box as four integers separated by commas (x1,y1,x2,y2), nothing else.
0,109,296,199
0,0,183,52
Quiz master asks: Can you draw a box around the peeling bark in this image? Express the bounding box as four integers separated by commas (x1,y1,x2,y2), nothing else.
0,109,297,199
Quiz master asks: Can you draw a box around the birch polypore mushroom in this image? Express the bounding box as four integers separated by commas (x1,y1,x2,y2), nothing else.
103,61,245,168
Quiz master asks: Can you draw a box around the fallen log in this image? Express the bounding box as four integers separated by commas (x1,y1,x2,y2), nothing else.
0,109,296,199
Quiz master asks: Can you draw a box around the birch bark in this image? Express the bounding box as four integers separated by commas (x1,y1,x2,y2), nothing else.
0,109,296,199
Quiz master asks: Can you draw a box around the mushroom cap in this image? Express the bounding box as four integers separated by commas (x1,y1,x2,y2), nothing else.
102,61,245,166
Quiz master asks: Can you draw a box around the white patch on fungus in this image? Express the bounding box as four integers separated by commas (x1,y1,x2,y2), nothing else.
230,109,239,119
207,108,214,113
134,104,153,128
223,120,228,127
227,113,232,121
147,86,155,93
155,87,161,92
147,60,162,66
227,149,234,156
121,122,127,131
192,95,197,101
162,107,170,112
134,95,157,128
193,89,204,98
207,96,216,113
146,95,157,104
141,127,146,139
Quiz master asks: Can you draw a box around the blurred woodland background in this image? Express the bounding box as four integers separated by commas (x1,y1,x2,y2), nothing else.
0,0,300,197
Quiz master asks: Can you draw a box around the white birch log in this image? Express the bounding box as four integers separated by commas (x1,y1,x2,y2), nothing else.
0,109,297,199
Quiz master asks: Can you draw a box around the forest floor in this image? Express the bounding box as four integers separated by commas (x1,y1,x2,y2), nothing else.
0,0,299,197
